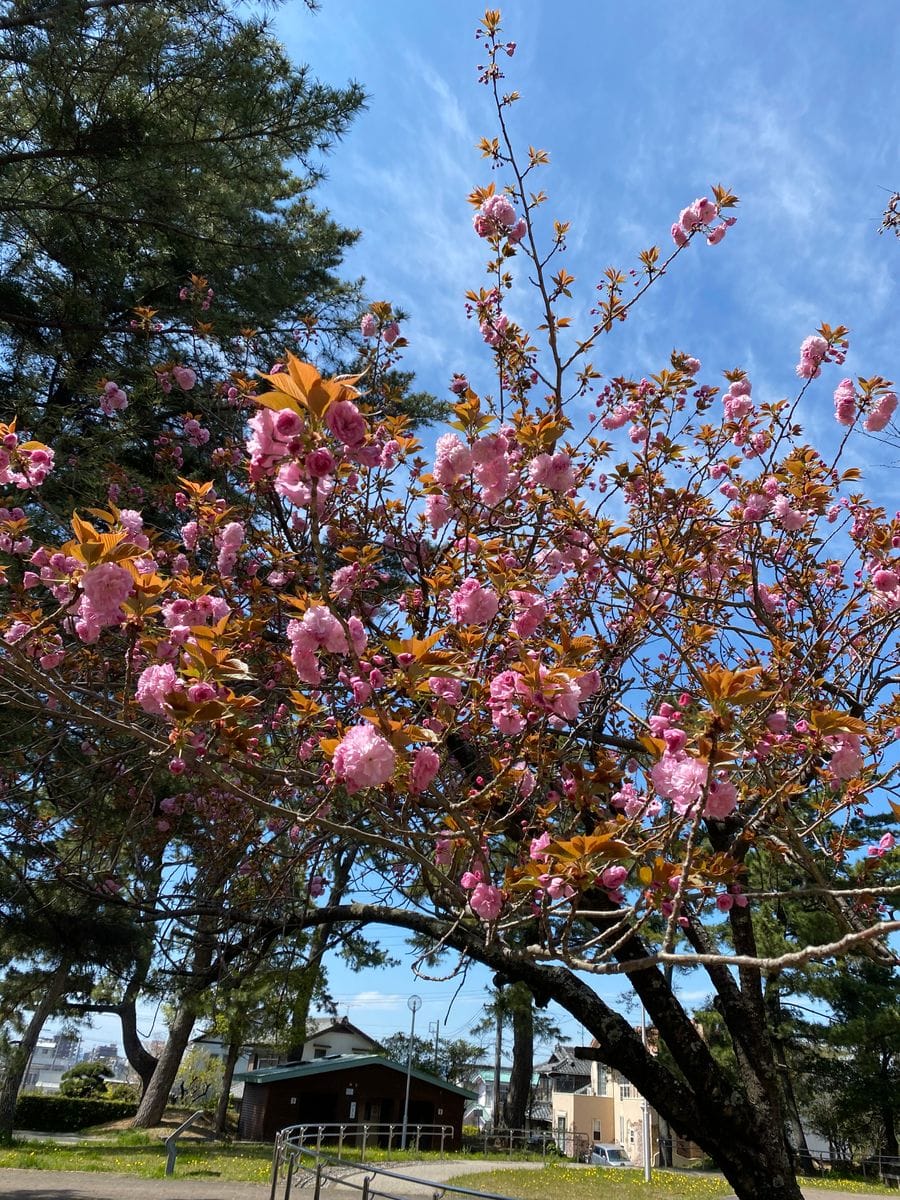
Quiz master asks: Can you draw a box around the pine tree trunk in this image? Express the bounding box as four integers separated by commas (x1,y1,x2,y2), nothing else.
0,961,70,1143
119,994,158,1097
503,984,533,1131
131,1000,199,1128
214,1040,241,1137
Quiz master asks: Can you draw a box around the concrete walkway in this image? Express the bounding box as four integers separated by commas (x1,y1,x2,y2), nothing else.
0,1160,894,1200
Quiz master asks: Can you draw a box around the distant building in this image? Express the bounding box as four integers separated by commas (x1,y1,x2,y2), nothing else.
190,1015,384,1099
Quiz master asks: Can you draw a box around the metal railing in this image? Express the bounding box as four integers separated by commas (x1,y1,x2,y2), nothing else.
269,1134,519,1200
164,1109,208,1176
272,1123,453,1163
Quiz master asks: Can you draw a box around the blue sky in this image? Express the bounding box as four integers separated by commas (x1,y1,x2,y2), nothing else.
53,0,899,1060
263,1,900,1047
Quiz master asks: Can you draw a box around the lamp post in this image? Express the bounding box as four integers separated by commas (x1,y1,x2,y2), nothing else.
401,995,422,1149
641,1007,652,1183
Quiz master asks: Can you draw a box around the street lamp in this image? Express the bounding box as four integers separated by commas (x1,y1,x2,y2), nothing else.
641,1007,652,1183
401,995,422,1149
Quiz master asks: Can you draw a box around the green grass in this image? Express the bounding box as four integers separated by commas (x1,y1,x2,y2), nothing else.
446,1165,732,1199
446,1164,900,1198
2,1140,898,1195
0,1134,274,1181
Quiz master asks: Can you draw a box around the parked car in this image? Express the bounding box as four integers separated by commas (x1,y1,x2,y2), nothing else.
584,1143,636,1167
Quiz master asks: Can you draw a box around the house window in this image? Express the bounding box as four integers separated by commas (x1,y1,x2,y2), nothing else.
592,1119,603,1139
313,1046,328,1059
597,1066,608,1095
619,1116,625,1145
619,1080,633,1100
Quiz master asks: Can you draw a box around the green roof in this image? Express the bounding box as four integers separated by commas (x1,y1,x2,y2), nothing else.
235,1053,477,1099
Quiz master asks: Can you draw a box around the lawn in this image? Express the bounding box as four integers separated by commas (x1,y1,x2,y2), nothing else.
3,1140,898,1196
446,1164,900,1198
447,1165,732,1200
0,1133,274,1181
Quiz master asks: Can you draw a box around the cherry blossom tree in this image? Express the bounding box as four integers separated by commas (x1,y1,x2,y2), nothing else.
0,10,897,1198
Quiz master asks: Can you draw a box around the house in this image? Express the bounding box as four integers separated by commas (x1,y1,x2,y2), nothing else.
190,1015,384,1097
236,1053,476,1143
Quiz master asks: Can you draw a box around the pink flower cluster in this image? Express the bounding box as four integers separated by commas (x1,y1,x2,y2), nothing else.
433,431,513,506
332,721,396,792
867,832,895,859
410,746,440,792
287,604,367,684
722,377,753,422
0,430,54,489
825,732,863,782
671,197,730,247
460,868,504,921
215,521,244,577
528,451,576,492
864,391,897,433
136,661,183,716
795,336,828,380
183,417,210,447
487,664,600,734
472,193,526,244
161,594,231,645
449,576,499,625
100,381,128,415
650,747,709,814
247,407,305,478
73,561,134,643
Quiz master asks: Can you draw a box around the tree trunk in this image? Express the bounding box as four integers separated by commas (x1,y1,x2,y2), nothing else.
0,960,70,1143
503,983,533,1131
214,1040,241,1137
131,998,200,1128
132,921,214,1129
118,993,158,1096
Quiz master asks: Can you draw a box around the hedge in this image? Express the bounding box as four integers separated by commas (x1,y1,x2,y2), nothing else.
15,1093,138,1131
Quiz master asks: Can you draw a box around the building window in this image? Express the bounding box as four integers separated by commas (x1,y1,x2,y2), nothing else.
313,1046,328,1059
619,1116,625,1145
619,1080,633,1100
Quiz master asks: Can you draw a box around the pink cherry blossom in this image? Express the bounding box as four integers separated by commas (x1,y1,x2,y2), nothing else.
651,751,709,813
833,378,857,426
411,746,440,792
135,662,182,717
433,433,473,485
468,881,504,921
795,335,828,380
325,399,367,448
449,576,499,625
864,391,897,433
80,562,133,621
529,451,576,491
530,831,551,862
360,313,378,338
172,365,197,391
826,733,864,782
428,675,463,705
332,722,396,792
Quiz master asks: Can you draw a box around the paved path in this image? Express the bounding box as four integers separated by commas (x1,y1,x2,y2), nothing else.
0,1160,893,1200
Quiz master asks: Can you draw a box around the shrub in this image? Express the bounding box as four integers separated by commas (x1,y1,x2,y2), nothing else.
14,1093,137,1131
59,1060,109,1098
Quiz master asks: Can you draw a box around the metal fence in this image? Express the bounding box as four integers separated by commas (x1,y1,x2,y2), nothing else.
269,1128,518,1200
461,1128,590,1161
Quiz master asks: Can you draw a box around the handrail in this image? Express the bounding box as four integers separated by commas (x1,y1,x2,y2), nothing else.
270,1138,522,1200
164,1109,207,1176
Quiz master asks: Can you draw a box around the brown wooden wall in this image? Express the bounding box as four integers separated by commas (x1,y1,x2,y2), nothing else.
238,1063,466,1144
